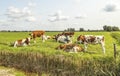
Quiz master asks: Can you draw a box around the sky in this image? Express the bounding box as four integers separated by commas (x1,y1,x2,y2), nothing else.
0,0,120,31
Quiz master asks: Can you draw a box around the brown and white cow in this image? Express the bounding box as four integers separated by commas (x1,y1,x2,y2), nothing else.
56,43,84,53
62,32,74,37
77,35,105,54
13,37,31,47
29,30,45,43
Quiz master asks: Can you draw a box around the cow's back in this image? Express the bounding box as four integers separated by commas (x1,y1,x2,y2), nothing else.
33,30,45,36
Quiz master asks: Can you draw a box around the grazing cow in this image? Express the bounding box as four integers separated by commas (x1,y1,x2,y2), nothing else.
29,30,45,43
56,43,84,53
77,35,105,54
13,37,31,47
57,35,72,43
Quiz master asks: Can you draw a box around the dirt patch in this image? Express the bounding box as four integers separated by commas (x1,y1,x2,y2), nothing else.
0,69,15,76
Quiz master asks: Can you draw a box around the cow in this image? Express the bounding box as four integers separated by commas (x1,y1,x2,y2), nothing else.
29,30,45,43
61,32,74,37
13,37,31,47
77,35,105,54
52,32,74,41
52,34,63,41
56,43,84,53
57,35,72,43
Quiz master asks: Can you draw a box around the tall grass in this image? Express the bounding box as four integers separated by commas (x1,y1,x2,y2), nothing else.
0,51,119,76
111,33,120,45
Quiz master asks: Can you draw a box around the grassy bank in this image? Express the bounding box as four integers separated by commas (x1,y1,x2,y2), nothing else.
0,51,120,76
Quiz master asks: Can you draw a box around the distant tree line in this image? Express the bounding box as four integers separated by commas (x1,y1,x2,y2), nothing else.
103,25,119,31
64,25,120,32
64,28,75,32
0,25,119,32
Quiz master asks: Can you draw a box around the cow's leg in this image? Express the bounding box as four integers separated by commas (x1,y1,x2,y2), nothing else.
23,43,27,46
28,42,30,45
101,42,105,54
33,35,36,43
42,35,47,42
14,41,17,47
34,39,36,43
33,38,36,43
73,46,78,53
84,42,88,51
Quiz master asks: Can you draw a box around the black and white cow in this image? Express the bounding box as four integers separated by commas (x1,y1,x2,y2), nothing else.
57,35,72,43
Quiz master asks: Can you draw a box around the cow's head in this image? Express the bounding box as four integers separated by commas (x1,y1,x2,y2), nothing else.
55,44,66,50
77,35,85,44
65,35,72,43
52,34,62,41
25,37,31,45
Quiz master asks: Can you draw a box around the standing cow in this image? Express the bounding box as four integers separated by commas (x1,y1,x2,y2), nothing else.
29,30,45,43
77,35,105,54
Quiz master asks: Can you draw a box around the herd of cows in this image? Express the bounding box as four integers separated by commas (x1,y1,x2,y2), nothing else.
13,30,105,54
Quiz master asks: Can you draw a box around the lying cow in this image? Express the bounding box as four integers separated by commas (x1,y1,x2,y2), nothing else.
52,34,62,41
56,43,84,53
13,37,31,47
53,32,74,41
77,35,105,54
57,35,72,43
29,30,45,43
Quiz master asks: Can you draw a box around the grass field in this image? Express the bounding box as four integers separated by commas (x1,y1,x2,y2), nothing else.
0,31,120,75
0,31,120,57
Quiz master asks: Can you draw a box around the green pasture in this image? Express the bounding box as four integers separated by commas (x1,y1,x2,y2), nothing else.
0,31,120,75
0,31,120,58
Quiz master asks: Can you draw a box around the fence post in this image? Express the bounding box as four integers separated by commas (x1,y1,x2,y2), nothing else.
113,44,116,59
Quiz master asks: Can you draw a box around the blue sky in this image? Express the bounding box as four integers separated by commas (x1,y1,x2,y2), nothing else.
0,0,120,31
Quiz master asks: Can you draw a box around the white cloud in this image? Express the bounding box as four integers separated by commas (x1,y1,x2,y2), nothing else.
75,14,87,19
48,10,69,22
26,16,36,22
28,2,36,8
0,20,6,23
103,3,120,12
74,0,81,3
5,2,36,22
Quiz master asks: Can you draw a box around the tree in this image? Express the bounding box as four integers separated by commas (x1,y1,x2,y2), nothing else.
112,26,119,31
103,25,119,31
65,28,75,32
107,26,112,31
103,25,107,31
79,28,84,31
